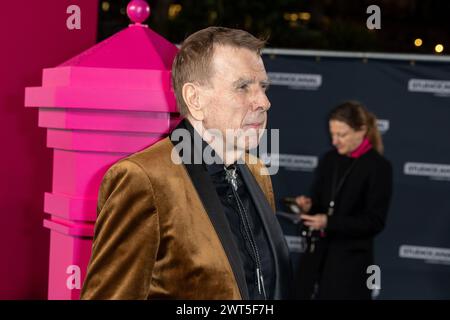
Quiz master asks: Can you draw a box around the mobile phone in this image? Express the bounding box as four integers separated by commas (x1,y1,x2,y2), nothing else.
282,197,301,214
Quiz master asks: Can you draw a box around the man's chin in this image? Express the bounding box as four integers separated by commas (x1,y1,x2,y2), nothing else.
238,135,261,151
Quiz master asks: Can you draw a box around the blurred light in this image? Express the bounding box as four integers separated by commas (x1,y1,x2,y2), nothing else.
289,20,299,28
168,4,182,20
414,38,422,47
435,44,444,53
290,13,298,21
101,1,110,12
283,13,291,21
298,12,311,21
208,11,218,23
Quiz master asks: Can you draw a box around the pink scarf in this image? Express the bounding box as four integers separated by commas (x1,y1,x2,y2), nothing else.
349,137,372,158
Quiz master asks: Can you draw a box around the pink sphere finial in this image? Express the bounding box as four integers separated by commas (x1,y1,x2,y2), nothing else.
127,0,151,24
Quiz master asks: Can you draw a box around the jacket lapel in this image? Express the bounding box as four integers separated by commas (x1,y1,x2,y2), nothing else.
169,120,249,300
238,163,293,300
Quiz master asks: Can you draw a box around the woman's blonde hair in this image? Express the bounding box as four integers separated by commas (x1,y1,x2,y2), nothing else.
329,101,384,154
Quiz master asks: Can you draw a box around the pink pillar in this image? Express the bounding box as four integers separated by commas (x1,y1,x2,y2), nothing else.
25,3,180,299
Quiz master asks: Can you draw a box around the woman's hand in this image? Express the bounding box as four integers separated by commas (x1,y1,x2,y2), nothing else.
300,214,328,230
295,195,312,213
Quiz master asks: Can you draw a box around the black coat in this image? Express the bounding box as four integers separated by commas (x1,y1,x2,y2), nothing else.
296,148,393,300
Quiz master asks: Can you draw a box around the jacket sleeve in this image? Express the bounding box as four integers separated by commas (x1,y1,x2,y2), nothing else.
80,159,159,299
326,158,393,238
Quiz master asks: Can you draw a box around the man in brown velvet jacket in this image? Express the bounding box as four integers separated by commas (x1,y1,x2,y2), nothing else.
81,27,291,300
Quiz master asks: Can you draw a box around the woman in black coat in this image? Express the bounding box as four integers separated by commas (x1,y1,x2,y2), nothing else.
295,101,393,300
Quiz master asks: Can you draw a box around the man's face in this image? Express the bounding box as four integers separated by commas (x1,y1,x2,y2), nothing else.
199,45,271,151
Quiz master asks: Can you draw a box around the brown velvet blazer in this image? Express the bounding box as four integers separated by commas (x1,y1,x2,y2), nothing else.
81,121,291,300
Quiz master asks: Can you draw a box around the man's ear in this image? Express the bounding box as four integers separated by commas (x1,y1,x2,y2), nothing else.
182,82,205,121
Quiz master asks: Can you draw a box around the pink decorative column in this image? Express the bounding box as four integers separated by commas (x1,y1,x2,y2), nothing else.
25,1,180,299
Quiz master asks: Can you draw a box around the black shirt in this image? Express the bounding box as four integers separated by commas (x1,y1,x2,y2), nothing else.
182,120,276,299
206,162,275,299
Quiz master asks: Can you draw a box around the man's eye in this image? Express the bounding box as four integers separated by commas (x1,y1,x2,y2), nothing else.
238,84,248,90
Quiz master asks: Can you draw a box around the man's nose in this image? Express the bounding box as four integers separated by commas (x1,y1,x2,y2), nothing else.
252,90,271,112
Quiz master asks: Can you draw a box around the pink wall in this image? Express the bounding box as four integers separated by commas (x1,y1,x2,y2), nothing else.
0,0,98,299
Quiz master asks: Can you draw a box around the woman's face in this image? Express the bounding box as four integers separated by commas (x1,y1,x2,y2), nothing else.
329,120,366,155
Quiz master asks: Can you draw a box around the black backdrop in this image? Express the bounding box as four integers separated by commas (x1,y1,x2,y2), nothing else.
262,51,450,299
